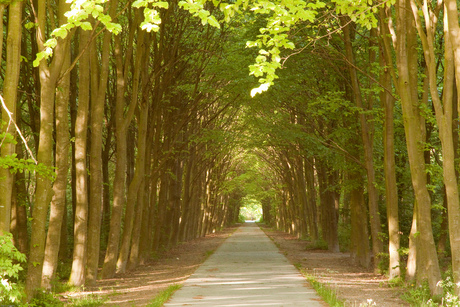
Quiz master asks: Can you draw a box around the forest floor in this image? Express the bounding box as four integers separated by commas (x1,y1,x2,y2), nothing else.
64,223,409,306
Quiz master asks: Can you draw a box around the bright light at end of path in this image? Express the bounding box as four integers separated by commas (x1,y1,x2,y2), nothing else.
239,196,263,222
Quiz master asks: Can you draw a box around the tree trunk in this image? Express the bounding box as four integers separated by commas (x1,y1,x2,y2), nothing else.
0,0,22,235
11,163,29,254
305,157,318,243
42,46,70,289
406,204,417,282
349,170,371,268
382,70,400,279
25,0,70,298
102,16,141,278
127,105,150,269
395,0,441,293
410,0,460,292
341,18,382,270
0,5,4,68
86,5,116,283
317,161,339,252
69,28,91,287
440,2,460,293
378,12,401,277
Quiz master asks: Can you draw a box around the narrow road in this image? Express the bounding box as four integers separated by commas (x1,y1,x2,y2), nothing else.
164,222,325,306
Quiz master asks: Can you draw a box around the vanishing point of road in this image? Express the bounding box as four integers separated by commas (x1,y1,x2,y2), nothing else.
164,222,326,306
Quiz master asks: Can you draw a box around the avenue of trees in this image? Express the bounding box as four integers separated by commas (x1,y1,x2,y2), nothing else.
2,0,460,302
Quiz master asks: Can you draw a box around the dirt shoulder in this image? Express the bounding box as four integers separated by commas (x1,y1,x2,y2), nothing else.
259,224,409,306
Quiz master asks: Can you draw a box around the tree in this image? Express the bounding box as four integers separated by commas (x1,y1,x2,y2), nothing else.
25,0,72,298
0,0,23,235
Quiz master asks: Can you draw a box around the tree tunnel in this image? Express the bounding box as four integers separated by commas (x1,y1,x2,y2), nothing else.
3,0,460,300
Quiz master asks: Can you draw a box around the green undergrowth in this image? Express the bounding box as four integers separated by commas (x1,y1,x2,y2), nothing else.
296,266,345,307
27,289,107,307
147,284,182,307
401,276,460,307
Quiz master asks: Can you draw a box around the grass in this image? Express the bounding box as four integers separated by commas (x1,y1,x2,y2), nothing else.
297,268,345,307
146,284,182,307
67,293,107,306
27,290,107,307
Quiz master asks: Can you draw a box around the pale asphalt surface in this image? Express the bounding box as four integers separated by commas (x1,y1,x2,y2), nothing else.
164,222,326,306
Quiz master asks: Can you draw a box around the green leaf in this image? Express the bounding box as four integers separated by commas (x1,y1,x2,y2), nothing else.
198,9,210,21
25,22,38,30
44,38,57,48
284,41,295,49
51,27,68,39
33,52,45,67
207,15,220,28
250,83,271,97
154,1,169,8
81,21,93,31
132,0,147,7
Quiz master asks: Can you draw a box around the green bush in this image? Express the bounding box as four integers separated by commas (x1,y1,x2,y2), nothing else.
377,252,389,275
0,232,26,304
401,282,438,306
28,290,64,307
401,276,460,307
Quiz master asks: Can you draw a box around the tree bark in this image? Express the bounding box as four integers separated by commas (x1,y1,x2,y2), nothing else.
102,14,140,278
441,0,460,293
0,0,22,235
126,104,150,270
26,0,70,298
317,161,339,252
69,28,91,287
42,45,70,289
394,0,441,293
86,3,116,283
349,170,371,268
410,0,460,292
341,18,382,270
378,10,401,278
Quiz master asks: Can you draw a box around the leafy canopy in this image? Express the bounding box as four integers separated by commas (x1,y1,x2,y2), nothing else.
35,0,390,95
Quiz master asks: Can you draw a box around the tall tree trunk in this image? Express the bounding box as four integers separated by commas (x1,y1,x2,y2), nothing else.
378,11,401,278
101,17,140,278
305,157,318,243
126,104,149,270
410,0,460,292
0,0,22,235
42,46,70,289
317,161,339,252
86,4,116,283
25,0,70,298
382,65,400,279
395,0,441,293
441,1,460,293
69,28,91,287
341,18,382,270
115,27,147,273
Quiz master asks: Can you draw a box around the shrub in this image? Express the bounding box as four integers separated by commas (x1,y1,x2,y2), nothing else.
0,232,26,304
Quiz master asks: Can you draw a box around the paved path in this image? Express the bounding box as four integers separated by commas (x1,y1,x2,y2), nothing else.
164,223,325,306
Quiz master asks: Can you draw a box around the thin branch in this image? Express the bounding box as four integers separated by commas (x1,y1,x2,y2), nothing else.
0,94,37,164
